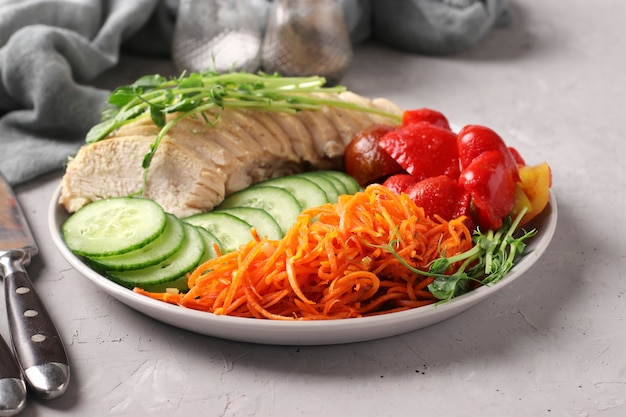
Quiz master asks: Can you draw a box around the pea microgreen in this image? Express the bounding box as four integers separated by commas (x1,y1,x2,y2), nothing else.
380,207,537,303
86,70,403,184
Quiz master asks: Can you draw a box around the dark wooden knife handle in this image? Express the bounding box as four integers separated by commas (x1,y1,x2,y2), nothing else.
5,268,70,399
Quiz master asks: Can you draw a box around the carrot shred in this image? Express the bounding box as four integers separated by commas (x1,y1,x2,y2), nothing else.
135,184,474,320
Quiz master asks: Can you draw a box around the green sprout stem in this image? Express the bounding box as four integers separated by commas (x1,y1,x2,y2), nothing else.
85,70,403,194
369,207,537,303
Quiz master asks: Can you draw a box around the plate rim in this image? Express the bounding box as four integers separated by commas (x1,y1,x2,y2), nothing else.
48,184,558,345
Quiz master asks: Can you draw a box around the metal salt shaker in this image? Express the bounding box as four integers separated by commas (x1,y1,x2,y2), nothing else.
172,0,264,73
260,0,353,85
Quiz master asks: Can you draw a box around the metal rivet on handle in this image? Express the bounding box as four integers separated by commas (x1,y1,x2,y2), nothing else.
15,287,30,294
30,334,46,343
24,309,38,318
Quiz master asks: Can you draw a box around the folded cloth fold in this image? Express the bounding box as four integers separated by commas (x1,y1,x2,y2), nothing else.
371,0,510,55
0,0,171,185
0,0,509,186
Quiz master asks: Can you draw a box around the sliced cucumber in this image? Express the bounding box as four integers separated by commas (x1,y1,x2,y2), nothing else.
88,214,185,271
217,185,302,235
253,176,328,209
215,207,282,240
184,211,255,254
296,172,341,203
196,227,222,263
142,275,190,293
107,223,205,291
317,170,360,194
63,197,166,257
63,171,362,295
310,172,348,195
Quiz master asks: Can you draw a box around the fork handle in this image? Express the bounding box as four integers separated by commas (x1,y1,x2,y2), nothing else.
0,334,26,417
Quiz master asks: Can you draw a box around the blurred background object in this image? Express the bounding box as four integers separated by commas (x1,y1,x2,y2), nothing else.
0,0,511,186
172,0,267,73
371,0,510,55
170,0,510,81
260,0,353,85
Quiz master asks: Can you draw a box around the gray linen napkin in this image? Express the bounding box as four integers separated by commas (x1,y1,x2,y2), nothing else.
0,0,174,185
372,0,510,55
0,0,509,186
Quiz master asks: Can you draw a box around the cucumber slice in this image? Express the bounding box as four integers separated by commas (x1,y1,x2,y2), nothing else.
217,185,302,235
107,223,204,291
309,171,348,195
142,275,190,293
296,172,341,203
216,207,282,240
254,176,328,209
317,170,360,194
196,227,222,263
184,211,256,254
62,197,166,257
88,214,185,271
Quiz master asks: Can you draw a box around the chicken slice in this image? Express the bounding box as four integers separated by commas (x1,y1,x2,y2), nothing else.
60,95,402,217
60,135,228,218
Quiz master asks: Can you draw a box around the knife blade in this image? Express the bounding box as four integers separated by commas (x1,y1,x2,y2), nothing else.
0,172,70,400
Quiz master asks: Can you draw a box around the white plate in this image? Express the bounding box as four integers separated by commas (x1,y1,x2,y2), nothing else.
49,186,557,345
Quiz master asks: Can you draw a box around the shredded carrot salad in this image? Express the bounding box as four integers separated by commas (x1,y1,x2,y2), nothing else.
135,184,474,320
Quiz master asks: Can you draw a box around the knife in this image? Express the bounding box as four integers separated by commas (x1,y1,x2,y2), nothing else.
0,172,69,400
0,333,26,416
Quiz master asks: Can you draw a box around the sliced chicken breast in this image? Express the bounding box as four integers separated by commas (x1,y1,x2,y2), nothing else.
60,93,402,217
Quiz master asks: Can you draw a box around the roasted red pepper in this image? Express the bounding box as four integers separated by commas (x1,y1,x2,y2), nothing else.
346,110,537,232
405,175,472,225
382,173,417,194
457,125,519,179
402,108,451,130
457,125,520,230
508,146,526,166
378,122,460,182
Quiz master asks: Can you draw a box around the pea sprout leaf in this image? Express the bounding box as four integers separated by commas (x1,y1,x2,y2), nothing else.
149,103,166,128
85,71,402,151
428,273,470,301
83,71,404,195
107,86,138,108
376,207,537,304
